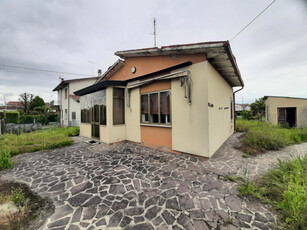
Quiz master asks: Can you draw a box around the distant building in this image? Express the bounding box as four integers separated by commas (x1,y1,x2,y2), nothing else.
0,101,23,111
235,103,251,112
264,96,307,128
53,77,99,127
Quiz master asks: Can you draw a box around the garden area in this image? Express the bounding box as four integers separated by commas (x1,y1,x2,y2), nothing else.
236,119,307,229
0,127,79,170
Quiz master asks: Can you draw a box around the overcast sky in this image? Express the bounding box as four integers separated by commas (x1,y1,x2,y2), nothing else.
0,0,306,104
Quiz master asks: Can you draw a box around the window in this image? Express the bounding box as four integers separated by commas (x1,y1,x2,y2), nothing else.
141,94,149,122
81,90,106,125
113,88,125,125
141,90,171,125
72,112,76,120
65,109,68,120
65,88,68,99
150,93,159,123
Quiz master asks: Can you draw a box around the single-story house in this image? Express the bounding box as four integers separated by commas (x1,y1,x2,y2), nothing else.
75,41,244,158
264,96,307,128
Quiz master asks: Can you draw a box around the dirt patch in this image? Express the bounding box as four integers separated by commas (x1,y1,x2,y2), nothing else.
0,181,54,230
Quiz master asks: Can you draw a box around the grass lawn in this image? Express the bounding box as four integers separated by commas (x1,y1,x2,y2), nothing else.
0,127,79,170
239,155,307,229
236,120,307,154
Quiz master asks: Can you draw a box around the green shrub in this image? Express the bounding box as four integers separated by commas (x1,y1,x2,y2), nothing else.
0,152,13,170
11,187,29,208
64,127,80,136
242,111,253,120
35,115,49,125
4,111,20,124
0,111,4,119
47,113,58,122
20,115,34,124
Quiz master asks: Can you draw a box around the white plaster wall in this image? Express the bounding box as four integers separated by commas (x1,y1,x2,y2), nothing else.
171,61,210,157
207,62,234,156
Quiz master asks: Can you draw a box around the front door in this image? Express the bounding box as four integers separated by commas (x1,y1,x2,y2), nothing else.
91,104,100,139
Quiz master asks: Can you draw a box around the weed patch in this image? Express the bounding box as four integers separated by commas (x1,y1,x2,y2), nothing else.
239,155,307,229
0,127,79,158
236,120,307,154
0,152,13,170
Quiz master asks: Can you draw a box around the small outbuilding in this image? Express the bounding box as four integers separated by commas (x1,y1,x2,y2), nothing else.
264,96,307,128
75,41,244,158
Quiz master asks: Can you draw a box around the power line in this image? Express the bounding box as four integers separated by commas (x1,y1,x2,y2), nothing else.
230,0,278,41
0,63,92,76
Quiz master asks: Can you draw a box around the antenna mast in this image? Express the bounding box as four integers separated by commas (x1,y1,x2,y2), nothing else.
153,18,157,47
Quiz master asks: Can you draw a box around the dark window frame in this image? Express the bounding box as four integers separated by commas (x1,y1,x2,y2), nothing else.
65,88,68,100
140,90,171,126
113,87,125,125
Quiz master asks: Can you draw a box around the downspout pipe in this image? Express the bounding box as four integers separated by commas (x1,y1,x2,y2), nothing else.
233,86,244,130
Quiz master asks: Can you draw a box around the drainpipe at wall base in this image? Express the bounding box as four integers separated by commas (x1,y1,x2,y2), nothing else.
233,86,244,130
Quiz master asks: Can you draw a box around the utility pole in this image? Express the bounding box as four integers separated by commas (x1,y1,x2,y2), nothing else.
152,18,157,47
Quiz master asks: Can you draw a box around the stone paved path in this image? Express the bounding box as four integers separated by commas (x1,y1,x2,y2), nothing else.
1,133,307,230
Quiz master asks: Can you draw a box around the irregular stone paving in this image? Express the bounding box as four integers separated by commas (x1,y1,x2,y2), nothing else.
1,133,307,230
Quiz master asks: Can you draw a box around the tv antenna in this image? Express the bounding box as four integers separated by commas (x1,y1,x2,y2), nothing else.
151,17,157,47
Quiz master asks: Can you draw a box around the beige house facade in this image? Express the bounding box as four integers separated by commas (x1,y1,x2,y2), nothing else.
264,96,307,128
75,41,244,158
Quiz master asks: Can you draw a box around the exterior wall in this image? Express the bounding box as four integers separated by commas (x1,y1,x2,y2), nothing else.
59,88,69,126
125,88,141,143
70,99,80,126
265,97,307,128
57,78,97,127
141,126,172,149
80,123,91,138
104,87,126,143
171,61,210,157
69,79,97,95
109,54,206,81
207,62,234,156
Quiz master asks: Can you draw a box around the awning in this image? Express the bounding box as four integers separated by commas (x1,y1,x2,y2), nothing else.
74,80,127,96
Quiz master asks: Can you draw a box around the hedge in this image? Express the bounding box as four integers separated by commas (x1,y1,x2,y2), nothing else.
20,115,49,125
4,111,20,124
47,113,58,122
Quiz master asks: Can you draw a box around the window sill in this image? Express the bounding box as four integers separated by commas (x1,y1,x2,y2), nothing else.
140,123,172,128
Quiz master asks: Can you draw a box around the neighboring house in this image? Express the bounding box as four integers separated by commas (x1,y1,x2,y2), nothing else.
0,101,23,111
264,96,307,128
75,41,244,158
235,103,251,112
53,77,99,127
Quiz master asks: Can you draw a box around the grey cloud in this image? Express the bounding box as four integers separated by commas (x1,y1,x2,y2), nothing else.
0,0,306,103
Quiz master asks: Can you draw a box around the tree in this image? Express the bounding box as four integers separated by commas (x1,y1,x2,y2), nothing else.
30,96,45,111
19,93,34,114
250,97,265,120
